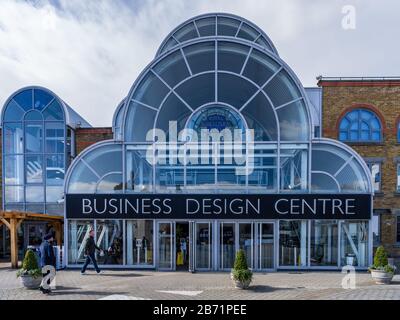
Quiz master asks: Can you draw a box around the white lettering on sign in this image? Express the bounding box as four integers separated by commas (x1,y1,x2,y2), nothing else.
274,198,358,216
76,196,365,219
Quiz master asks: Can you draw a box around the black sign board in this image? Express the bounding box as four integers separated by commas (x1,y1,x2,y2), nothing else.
66,194,372,220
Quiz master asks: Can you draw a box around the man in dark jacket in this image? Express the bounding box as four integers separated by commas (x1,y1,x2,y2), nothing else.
81,229,103,274
39,233,56,294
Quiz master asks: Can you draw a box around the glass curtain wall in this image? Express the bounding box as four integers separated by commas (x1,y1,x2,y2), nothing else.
96,220,124,265
68,220,94,264
340,221,369,267
279,221,308,267
239,223,253,268
220,222,236,269
257,223,274,269
2,88,67,214
158,222,173,269
195,222,212,270
310,221,338,267
126,220,154,266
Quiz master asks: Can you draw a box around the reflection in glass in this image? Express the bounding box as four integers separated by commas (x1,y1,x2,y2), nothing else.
26,186,44,202
155,163,184,193
26,155,43,184
239,223,253,268
45,122,64,153
220,223,235,269
4,155,24,185
68,220,93,264
4,100,24,121
340,221,369,267
4,123,23,154
196,223,212,269
46,186,63,202
126,149,153,193
217,17,241,36
67,160,98,194
13,89,33,111
279,221,308,267
43,100,64,120
34,88,53,110
96,220,124,265
183,42,215,74
126,220,153,266
280,148,308,191
310,221,338,267
5,186,24,203
258,223,274,269
25,123,43,153
154,49,190,88
97,173,123,193
158,222,173,269
46,155,64,183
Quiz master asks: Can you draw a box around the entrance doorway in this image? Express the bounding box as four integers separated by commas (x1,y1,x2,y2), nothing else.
175,222,190,271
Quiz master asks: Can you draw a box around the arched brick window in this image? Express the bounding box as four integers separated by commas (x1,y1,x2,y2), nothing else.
339,109,382,142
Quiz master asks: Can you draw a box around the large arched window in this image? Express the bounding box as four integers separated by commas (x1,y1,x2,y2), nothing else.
2,88,67,214
124,39,309,143
2,86,90,214
339,109,382,142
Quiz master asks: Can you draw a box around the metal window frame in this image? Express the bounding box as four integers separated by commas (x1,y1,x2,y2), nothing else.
2,87,68,214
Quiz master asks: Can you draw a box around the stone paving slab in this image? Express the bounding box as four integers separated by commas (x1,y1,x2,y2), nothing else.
1,263,399,300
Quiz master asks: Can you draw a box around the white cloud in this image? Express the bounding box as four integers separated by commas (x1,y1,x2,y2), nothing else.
0,0,399,126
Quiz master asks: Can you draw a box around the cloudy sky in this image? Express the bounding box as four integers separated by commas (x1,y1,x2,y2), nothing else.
0,0,398,126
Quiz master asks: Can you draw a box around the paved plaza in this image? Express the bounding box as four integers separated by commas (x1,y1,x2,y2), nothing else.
0,263,399,300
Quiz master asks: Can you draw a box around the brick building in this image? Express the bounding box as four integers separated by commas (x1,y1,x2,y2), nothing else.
319,77,400,264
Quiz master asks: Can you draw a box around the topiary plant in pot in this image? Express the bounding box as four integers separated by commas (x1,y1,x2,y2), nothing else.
369,246,396,285
230,249,253,289
17,249,42,289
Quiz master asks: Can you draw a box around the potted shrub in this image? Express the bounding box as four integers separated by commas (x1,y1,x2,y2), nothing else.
230,250,253,289
17,249,42,289
369,246,397,285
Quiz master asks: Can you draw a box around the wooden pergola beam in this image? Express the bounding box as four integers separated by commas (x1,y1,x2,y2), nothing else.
0,212,64,222
0,217,11,230
0,211,64,269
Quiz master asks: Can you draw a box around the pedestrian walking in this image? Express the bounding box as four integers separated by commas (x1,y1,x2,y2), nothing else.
81,229,103,275
39,233,56,294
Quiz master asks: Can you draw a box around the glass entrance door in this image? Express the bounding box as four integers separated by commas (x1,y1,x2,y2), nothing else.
195,222,212,270
220,222,236,270
126,220,154,267
157,222,174,270
238,223,253,269
257,223,274,270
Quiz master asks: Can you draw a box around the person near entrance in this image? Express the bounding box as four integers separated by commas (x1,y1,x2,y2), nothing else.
39,233,56,294
180,238,187,264
81,229,104,275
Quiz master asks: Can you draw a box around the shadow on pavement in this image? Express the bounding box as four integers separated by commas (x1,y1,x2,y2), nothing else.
80,273,148,278
48,286,128,297
247,285,296,293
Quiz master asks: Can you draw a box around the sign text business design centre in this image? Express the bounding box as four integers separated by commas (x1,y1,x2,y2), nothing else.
66,194,371,220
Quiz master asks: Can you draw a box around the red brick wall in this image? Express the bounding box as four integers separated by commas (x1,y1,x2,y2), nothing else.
75,127,113,155
319,80,400,258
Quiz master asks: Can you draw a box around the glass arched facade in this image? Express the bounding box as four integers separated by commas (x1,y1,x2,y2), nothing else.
66,13,373,271
339,109,382,142
2,87,68,214
2,86,90,216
